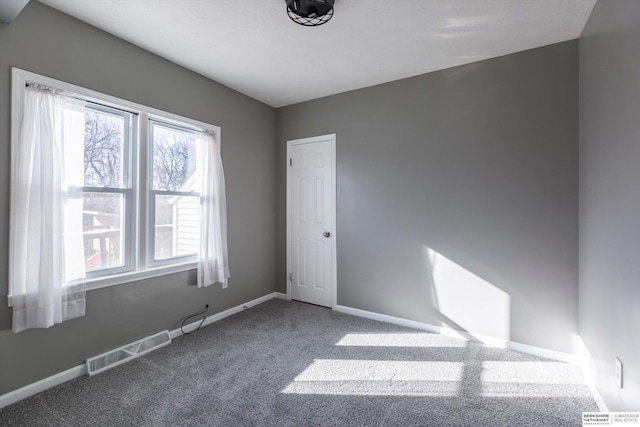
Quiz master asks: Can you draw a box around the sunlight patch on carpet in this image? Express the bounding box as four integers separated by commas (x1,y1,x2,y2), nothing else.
335,333,467,348
281,359,463,396
481,361,585,384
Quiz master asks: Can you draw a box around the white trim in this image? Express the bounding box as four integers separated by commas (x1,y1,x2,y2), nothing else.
7,253,197,308
334,304,578,364
85,262,197,292
286,134,337,309
0,365,87,410
286,143,291,298
274,292,289,300
12,262,196,305
8,68,25,309
576,337,609,412
170,292,280,337
0,292,281,409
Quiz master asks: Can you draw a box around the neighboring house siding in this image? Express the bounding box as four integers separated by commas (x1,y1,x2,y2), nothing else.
173,196,200,256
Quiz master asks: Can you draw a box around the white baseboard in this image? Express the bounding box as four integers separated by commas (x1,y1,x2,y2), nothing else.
1,295,608,412
171,292,281,337
576,337,609,412
274,292,289,300
0,364,87,410
334,304,577,363
0,292,282,410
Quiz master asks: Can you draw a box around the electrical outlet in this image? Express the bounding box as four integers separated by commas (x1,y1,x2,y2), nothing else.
615,357,623,389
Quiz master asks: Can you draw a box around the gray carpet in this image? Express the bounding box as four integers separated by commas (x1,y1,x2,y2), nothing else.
0,299,597,426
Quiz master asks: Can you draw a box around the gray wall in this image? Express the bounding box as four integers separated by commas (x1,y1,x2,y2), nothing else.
579,0,640,412
0,2,276,395
277,41,579,353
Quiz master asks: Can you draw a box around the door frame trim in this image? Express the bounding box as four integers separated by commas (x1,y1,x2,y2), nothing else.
286,133,337,309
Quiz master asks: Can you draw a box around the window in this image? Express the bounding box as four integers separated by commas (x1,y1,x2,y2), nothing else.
75,105,207,279
78,106,206,279
149,121,200,264
9,69,229,328
77,108,205,276
80,104,134,276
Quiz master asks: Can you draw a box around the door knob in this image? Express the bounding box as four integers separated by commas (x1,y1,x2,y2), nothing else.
323,231,331,238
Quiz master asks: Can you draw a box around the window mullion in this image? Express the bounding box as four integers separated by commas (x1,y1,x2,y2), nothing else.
138,112,150,270
126,112,138,273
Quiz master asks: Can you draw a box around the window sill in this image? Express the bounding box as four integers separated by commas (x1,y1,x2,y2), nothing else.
7,262,197,307
84,262,197,291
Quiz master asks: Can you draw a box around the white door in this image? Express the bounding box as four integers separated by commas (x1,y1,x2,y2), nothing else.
287,134,336,308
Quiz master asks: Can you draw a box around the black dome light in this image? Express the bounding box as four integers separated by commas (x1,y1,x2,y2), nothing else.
286,0,335,27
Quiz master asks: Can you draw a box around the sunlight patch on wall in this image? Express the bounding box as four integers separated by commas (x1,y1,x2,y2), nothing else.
281,359,463,396
335,333,467,348
425,247,511,341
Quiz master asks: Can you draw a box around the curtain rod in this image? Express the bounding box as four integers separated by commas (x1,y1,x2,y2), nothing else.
25,82,212,135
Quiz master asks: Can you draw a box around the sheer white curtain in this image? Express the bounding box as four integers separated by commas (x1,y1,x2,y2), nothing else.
197,131,230,288
10,85,87,333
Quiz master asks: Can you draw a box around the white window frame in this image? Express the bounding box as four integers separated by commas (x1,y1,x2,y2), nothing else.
80,102,136,278
8,68,221,305
147,119,201,267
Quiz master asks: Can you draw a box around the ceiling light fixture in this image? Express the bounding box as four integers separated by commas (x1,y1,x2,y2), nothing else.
286,0,334,27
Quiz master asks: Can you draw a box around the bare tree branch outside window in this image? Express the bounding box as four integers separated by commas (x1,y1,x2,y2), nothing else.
82,109,126,271
84,110,123,188
152,126,196,191
152,124,199,260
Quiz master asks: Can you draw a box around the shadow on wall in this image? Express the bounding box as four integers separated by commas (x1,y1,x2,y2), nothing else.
423,246,511,342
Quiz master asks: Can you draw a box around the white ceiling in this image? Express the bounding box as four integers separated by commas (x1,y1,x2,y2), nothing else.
38,0,596,108
0,0,29,24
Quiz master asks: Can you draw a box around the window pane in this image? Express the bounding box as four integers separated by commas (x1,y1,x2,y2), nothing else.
84,108,126,187
154,194,200,260
152,123,197,191
83,192,124,272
